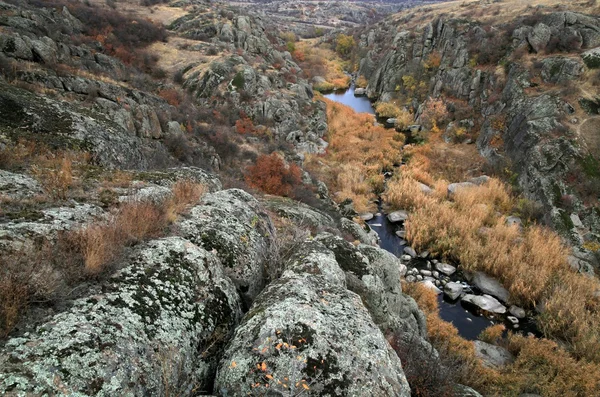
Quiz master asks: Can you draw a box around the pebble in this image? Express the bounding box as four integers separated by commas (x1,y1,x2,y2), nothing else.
420,270,432,276
416,275,424,281
404,246,417,257
507,316,519,326
406,275,416,283
433,271,439,278
398,239,408,245
401,254,412,261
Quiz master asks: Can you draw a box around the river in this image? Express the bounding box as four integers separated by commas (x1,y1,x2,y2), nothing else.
323,85,502,340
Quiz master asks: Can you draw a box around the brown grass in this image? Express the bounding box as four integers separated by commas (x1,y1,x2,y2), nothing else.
304,98,403,212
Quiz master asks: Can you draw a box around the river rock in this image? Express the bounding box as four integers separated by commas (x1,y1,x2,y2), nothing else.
474,341,515,369
388,210,409,223
435,262,456,276
396,230,406,238
469,272,510,302
509,305,526,319
213,267,411,396
354,87,367,96
360,212,374,221
404,246,417,257
176,189,275,306
0,237,243,396
340,217,379,246
462,294,507,314
421,280,442,294
506,216,522,227
444,282,463,300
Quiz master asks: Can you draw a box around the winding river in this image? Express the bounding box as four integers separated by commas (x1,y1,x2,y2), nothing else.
324,86,498,340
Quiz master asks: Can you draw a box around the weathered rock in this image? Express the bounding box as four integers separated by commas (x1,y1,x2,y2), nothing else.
396,230,406,238
0,237,242,396
136,167,222,193
354,87,367,96
0,203,103,253
474,341,515,369
447,182,476,196
454,384,484,397
359,212,374,221
506,216,522,227
528,23,552,53
176,189,275,306
421,280,442,294
388,210,409,223
435,262,456,276
214,271,411,396
582,46,600,68
403,246,417,257
444,282,463,300
261,195,334,229
418,182,433,195
340,217,378,245
315,233,428,337
469,272,510,302
284,240,347,287
541,57,584,84
462,294,507,314
0,170,43,199
509,305,526,319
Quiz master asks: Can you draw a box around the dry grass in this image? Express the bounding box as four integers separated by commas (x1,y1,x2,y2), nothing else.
304,98,403,212
0,180,206,338
296,40,351,91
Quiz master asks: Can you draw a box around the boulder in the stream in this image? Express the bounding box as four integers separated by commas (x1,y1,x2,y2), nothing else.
435,262,456,276
421,280,442,294
176,189,275,306
213,242,412,396
340,217,378,245
462,294,507,314
444,282,464,300
404,246,417,258
388,210,409,223
0,237,242,396
509,305,526,319
468,271,510,302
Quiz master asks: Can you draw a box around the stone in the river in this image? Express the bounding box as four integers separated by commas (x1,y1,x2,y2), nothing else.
462,294,506,314
420,280,442,294
416,275,424,281
404,246,417,257
419,250,430,259
474,341,514,369
401,254,412,261
444,282,463,300
432,271,439,278
360,213,374,221
388,210,409,223
436,262,457,276
507,316,519,326
396,230,406,238
509,305,526,319
354,87,367,96
470,271,510,302
406,275,416,282
398,239,408,245
420,269,432,277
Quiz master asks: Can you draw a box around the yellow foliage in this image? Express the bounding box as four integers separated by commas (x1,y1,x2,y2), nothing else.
374,102,402,118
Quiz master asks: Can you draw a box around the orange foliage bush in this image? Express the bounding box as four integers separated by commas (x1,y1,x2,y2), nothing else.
245,153,302,196
158,88,182,106
235,116,255,134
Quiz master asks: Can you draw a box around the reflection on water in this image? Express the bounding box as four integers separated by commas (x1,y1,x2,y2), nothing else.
324,86,375,114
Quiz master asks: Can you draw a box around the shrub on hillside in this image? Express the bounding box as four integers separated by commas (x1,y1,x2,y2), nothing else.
245,153,302,197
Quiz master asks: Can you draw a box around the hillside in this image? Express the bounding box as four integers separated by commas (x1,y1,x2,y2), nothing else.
0,0,600,396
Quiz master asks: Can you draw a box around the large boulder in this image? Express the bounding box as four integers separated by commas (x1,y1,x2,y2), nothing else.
340,217,379,245
314,233,427,337
468,271,510,302
474,341,515,369
176,189,275,306
0,237,242,396
528,23,552,53
0,170,43,199
261,195,335,230
213,251,411,396
540,57,584,84
462,294,507,314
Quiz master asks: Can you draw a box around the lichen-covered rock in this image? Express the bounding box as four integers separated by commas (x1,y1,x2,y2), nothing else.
284,240,347,287
213,272,411,397
0,170,43,199
340,217,379,245
314,233,427,337
261,195,335,229
134,167,223,193
0,203,103,253
0,237,242,396
176,189,275,306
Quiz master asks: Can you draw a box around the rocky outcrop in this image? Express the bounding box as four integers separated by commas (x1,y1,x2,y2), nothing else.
213,238,412,397
0,237,242,396
261,195,336,229
0,170,43,199
176,189,275,306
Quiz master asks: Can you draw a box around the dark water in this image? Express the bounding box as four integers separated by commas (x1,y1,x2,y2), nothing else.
326,87,504,341
324,86,375,114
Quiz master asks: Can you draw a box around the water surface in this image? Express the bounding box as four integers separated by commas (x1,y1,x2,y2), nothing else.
324,86,375,114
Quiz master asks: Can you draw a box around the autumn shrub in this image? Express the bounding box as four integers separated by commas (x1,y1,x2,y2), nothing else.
478,324,506,344
158,88,182,106
420,98,449,130
245,153,302,197
355,75,368,88
30,151,90,200
394,109,414,131
374,102,402,118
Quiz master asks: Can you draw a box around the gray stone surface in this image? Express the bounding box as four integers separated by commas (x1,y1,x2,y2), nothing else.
0,170,43,199
403,246,417,257
444,282,463,300
176,189,275,306
474,341,515,369
435,262,456,276
509,305,526,319
462,294,507,314
261,195,334,229
388,210,409,223
469,272,510,302
213,256,411,396
340,217,379,245
0,237,243,396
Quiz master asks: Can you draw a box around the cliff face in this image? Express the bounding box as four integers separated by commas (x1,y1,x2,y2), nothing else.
358,8,600,254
